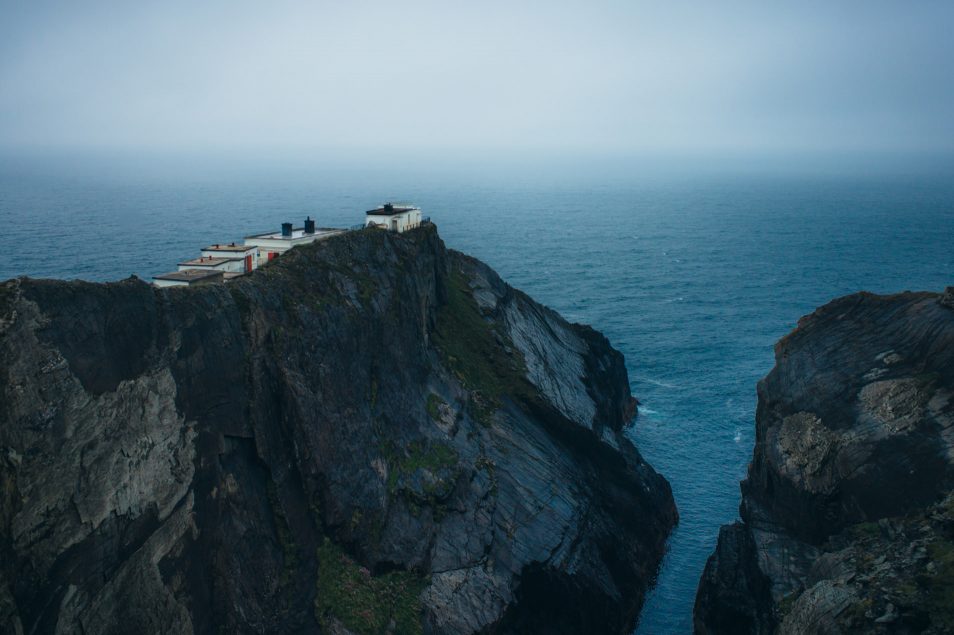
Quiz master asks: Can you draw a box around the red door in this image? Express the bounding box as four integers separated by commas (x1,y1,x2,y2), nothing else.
268,252,276,261
245,254,252,272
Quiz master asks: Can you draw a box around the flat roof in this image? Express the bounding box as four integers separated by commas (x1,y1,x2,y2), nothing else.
245,227,344,240
366,205,420,216
203,243,256,252
178,256,238,266
153,269,225,282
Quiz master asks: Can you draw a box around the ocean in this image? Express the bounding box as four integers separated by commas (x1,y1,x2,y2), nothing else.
2,156,952,633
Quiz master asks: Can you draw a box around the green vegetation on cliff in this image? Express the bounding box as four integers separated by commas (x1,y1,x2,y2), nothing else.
433,267,531,424
925,537,954,632
380,439,460,521
0,226,675,635
383,440,459,495
315,538,427,635
425,393,445,421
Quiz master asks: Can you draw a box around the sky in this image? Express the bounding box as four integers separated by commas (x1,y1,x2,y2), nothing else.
1,0,953,159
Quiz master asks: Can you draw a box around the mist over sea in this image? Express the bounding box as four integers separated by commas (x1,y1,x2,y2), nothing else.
2,155,952,632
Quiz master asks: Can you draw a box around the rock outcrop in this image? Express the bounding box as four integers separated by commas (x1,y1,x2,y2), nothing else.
694,288,954,634
0,224,676,634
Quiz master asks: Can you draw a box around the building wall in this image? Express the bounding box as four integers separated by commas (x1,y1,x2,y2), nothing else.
178,259,246,273
366,213,388,230
365,210,423,233
243,238,293,267
245,231,344,266
153,278,189,288
200,249,259,271
244,238,295,253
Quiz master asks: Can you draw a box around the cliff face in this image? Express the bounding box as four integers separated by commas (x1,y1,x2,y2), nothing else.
0,224,676,635
694,289,954,634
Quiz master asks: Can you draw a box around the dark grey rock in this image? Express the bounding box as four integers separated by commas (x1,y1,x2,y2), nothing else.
939,286,954,309
695,289,954,634
0,225,676,634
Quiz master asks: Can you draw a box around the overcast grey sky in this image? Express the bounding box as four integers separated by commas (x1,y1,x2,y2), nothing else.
1,0,952,157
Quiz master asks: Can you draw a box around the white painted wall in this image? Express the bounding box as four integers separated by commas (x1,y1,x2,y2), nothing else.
244,238,296,267
152,278,189,288
245,230,345,266
200,248,259,270
365,210,423,233
244,237,296,254
177,259,246,273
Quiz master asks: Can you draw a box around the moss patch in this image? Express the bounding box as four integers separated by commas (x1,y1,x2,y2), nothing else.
315,538,427,635
426,393,445,422
842,598,873,626
836,503,954,633
433,268,532,425
328,264,378,307
849,522,881,540
777,591,799,619
925,539,954,631
383,441,460,500
475,454,498,495
356,274,378,304
379,439,460,521
265,478,300,588
227,285,251,317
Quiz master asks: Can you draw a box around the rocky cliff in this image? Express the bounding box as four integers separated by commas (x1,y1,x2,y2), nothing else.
0,224,676,635
694,288,954,634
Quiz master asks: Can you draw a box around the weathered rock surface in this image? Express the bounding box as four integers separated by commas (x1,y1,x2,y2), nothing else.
694,290,954,634
0,224,676,634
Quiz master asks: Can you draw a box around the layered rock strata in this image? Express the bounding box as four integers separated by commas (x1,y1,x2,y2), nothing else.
695,289,954,634
0,224,676,634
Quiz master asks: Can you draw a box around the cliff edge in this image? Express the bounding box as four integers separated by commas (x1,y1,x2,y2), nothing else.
694,288,954,634
0,224,676,634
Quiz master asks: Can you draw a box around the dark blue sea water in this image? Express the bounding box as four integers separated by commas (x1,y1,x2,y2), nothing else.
2,157,953,633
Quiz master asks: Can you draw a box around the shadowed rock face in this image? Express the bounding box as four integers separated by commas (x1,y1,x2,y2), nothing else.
694,289,954,634
0,225,676,635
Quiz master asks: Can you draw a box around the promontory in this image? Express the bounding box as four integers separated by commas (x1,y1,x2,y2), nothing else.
0,224,676,634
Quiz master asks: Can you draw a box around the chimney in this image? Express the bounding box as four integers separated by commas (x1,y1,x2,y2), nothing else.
281,222,293,237
304,216,315,234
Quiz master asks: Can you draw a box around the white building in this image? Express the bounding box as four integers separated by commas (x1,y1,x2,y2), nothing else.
200,243,259,272
365,203,423,233
153,269,225,288
244,217,347,266
178,255,246,274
